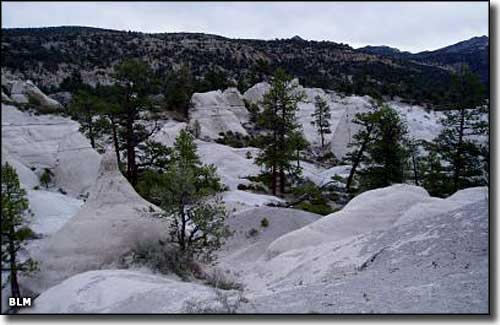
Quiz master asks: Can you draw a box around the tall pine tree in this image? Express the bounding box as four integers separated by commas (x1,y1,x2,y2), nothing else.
434,67,487,194
256,69,305,195
345,104,408,192
1,163,38,301
311,95,331,150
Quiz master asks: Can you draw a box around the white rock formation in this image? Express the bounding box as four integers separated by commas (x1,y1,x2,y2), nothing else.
22,151,167,294
2,91,12,103
1,147,40,189
196,141,260,190
1,104,100,195
189,88,249,139
10,80,62,110
24,270,222,314
265,184,432,257
27,190,83,237
151,120,187,147
219,207,321,268
243,82,270,104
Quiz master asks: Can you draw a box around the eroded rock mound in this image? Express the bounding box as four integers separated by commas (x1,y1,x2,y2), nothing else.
189,88,249,139
22,151,167,294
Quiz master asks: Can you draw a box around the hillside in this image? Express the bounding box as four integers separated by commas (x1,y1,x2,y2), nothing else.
359,35,489,85
0,26,474,105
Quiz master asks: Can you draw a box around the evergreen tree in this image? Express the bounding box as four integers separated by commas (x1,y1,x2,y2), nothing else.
311,95,331,150
434,68,487,194
1,163,38,300
70,89,106,149
154,130,228,261
419,144,452,197
358,104,408,191
345,107,380,192
164,65,194,118
113,59,157,186
345,104,408,192
256,69,305,195
406,137,422,186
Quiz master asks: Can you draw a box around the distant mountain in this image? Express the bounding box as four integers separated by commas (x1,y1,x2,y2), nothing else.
0,26,487,105
358,36,489,85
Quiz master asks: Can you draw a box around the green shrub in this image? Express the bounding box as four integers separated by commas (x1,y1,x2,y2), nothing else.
296,202,336,216
260,217,269,228
39,168,53,189
130,240,203,280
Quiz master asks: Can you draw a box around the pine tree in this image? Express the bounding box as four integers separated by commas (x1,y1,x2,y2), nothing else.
345,107,380,192
1,163,38,300
420,145,452,197
154,130,228,261
70,89,105,149
434,67,487,194
311,95,331,150
112,59,157,186
256,69,305,195
345,104,408,192
358,104,408,191
164,65,194,118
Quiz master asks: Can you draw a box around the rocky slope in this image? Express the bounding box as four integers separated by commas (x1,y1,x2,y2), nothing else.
2,26,468,105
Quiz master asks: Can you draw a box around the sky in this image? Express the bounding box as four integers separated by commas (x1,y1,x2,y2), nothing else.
1,1,489,53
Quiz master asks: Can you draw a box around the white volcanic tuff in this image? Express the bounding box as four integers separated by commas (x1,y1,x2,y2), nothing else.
196,141,261,190
242,81,271,104
10,80,62,110
1,104,100,196
22,151,167,294
218,207,321,268
237,186,487,299
27,190,83,237
24,186,489,313
24,270,222,314
223,190,284,213
265,185,431,257
151,120,188,147
242,195,488,313
2,91,12,103
1,147,40,189
189,88,249,139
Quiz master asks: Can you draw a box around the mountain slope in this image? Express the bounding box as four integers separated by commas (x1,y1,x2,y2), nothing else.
1,26,464,105
359,36,489,85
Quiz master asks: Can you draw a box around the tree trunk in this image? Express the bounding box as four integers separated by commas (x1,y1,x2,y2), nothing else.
125,109,137,186
271,165,277,196
279,168,286,194
109,117,121,169
412,152,419,186
346,134,370,192
453,108,466,192
8,232,20,299
87,111,95,149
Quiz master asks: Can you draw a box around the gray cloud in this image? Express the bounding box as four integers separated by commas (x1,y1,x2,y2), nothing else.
1,1,488,52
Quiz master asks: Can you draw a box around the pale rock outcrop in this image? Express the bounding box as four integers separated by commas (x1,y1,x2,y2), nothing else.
24,270,222,314
1,104,100,196
243,82,270,104
189,88,249,140
22,151,167,294
10,80,62,110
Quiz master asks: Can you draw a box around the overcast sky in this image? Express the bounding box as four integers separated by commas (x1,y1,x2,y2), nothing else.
1,1,489,53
